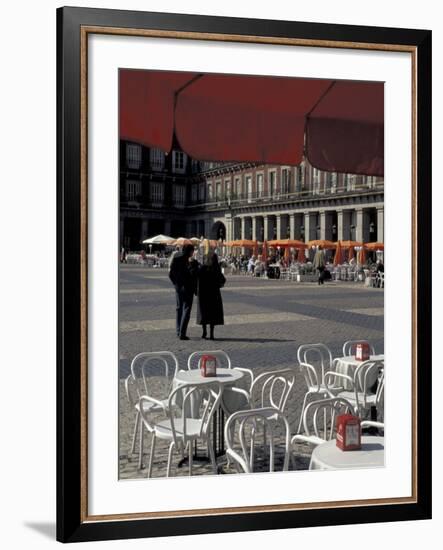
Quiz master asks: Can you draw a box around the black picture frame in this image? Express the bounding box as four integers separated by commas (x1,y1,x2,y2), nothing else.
57,6,432,543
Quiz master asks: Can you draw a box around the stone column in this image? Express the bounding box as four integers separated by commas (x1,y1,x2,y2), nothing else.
225,213,233,242
304,212,317,242
252,216,257,240
263,216,269,241
355,208,364,242
377,207,384,242
319,211,326,240
289,214,295,240
276,214,282,239
240,217,246,240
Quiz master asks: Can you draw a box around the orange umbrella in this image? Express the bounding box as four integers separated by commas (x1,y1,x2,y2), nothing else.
297,248,307,263
364,242,384,250
340,240,363,248
358,246,367,265
284,246,290,262
268,239,307,249
261,240,268,262
348,246,355,261
226,239,257,248
307,239,337,249
333,240,344,265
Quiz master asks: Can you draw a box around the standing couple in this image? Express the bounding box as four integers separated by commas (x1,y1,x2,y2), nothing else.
169,244,225,340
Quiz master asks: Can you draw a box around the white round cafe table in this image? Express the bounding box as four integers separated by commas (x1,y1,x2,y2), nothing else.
335,354,384,390
309,436,385,470
174,367,244,387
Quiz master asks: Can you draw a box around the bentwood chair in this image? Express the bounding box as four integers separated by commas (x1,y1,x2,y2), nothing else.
128,351,179,469
138,381,223,477
225,408,291,473
342,340,376,357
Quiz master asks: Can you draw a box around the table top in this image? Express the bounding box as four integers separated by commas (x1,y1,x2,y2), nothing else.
175,367,244,386
337,354,384,366
310,436,384,470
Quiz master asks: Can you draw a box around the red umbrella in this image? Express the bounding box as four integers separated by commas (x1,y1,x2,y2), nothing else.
333,241,344,265
120,70,384,176
261,240,268,263
358,247,367,265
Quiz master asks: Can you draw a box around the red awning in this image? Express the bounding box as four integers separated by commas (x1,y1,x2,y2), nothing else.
120,70,384,176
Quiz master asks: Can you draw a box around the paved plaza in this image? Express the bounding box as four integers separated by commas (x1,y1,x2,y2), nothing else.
119,265,384,479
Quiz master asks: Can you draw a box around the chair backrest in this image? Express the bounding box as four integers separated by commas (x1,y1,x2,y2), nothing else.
352,359,384,410
342,340,376,357
187,350,231,370
297,343,333,387
130,351,179,399
302,397,354,441
124,374,138,408
225,408,291,473
249,368,295,413
169,382,223,445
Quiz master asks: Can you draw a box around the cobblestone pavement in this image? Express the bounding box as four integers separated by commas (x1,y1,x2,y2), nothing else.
119,266,384,480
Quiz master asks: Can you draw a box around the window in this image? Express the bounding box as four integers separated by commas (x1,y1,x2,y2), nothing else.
191,185,198,202
149,148,164,170
269,170,277,197
245,175,253,202
257,173,264,197
208,183,213,200
173,185,186,206
346,174,356,191
126,179,141,201
191,159,200,173
234,177,241,198
281,168,291,196
172,150,186,173
150,182,164,205
225,178,232,198
312,168,321,194
216,181,222,201
126,144,142,169
199,183,205,201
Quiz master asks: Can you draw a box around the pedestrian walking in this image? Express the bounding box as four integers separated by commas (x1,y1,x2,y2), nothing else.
168,244,198,340
197,251,226,340
313,245,326,285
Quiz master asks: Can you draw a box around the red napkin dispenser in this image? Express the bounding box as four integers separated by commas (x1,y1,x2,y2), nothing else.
336,414,361,451
355,342,370,361
200,355,217,377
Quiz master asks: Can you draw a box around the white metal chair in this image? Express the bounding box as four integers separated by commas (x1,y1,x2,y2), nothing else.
295,343,341,434
138,381,222,477
129,351,179,469
342,340,376,357
225,408,291,473
291,397,355,447
327,359,384,419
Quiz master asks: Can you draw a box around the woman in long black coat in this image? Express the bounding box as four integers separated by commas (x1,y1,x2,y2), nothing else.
197,252,226,340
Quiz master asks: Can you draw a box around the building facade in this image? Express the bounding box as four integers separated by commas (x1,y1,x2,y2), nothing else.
120,141,384,251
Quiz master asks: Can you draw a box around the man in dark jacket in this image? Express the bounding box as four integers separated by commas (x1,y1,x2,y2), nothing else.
169,244,198,340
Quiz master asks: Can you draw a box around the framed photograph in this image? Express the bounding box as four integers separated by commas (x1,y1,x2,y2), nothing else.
57,6,431,543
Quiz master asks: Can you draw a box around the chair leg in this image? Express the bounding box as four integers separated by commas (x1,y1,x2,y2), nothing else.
147,433,156,478
296,393,310,434
131,412,140,457
138,420,145,470
167,442,175,477
208,438,218,475
188,443,193,476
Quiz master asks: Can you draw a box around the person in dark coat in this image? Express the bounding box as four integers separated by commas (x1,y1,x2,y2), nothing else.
169,244,198,340
197,252,226,340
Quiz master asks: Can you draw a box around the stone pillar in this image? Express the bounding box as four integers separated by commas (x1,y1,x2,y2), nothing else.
276,214,282,239
263,216,269,241
289,214,295,240
362,210,371,243
377,207,384,242
355,208,364,242
240,217,246,240
304,212,316,242
319,211,326,240
225,213,233,242
252,216,257,240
